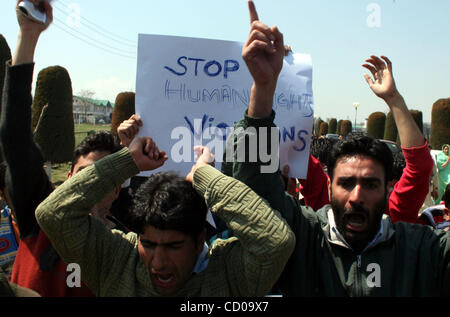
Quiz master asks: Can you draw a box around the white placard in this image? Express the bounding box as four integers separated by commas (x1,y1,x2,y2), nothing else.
136,34,313,179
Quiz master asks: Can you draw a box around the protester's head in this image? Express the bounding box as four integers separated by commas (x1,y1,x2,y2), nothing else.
443,144,449,156
310,137,337,174
70,131,122,174
390,150,406,185
69,131,123,222
129,172,208,296
327,134,393,253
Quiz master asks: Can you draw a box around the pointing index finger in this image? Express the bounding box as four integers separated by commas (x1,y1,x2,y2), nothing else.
248,0,259,24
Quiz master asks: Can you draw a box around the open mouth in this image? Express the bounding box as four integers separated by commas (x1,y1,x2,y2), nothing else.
151,273,176,289
345,213,368,232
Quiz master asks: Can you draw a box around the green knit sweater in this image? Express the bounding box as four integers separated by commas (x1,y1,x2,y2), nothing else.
35,148,295,297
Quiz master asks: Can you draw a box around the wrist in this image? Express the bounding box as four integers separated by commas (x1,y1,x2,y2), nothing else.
383,91,403,107
248,83,276,118
18,29,41,41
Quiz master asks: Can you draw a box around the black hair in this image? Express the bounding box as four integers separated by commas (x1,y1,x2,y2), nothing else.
328,134,393,185
0,162,6,190
310,137,337,171
390,150,406,182
71,131,122,172
129,172,208,241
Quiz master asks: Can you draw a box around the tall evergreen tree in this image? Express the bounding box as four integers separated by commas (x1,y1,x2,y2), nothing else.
430,99,450,150
383,111,397,141
111,92,135,136
32,66,75,164
314,117,324,136
337,120,343,135
341,120,352,137
366,112,386,139
328,118,337,134
319,122,328,136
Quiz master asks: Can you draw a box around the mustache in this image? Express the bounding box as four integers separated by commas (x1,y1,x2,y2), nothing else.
343,204,370,218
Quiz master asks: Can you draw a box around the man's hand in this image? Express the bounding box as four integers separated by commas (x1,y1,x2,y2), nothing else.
129,137,167,172
13,0,53,65
17,0,53,35
243,0,284,118
117,114,143,147
243,0,284,88
362,55,399,103
363,55,424,148
186,146,215,183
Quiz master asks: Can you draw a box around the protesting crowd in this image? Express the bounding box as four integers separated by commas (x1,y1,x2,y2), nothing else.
0,0,449,297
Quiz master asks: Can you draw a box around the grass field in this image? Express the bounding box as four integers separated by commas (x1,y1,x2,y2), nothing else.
51,123,111,185
74,123,111,147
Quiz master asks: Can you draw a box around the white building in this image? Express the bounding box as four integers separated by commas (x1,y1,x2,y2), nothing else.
73,96,114,124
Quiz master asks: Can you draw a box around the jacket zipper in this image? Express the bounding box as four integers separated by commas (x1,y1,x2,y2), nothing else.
356,255,362,296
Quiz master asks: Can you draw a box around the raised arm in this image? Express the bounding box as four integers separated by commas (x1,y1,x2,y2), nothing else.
221,1,295,217
13,0,53,65
35,137,167,295
222,3,289,224
363,55,432,223
189,147,295,296
0,0,54,238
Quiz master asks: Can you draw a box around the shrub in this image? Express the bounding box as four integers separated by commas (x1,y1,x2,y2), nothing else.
328,118,337,134
111,92,135,136
383,111,397,142
337,120,343,135
319,122,328,136
341,120,352,136
430,99,450,150
32,66,75,163
366,112,386,139
314,117,324,136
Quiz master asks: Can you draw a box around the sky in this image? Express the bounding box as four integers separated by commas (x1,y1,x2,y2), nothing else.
1,0,449,124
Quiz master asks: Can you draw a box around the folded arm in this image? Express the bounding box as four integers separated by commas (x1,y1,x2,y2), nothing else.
193,164,295,296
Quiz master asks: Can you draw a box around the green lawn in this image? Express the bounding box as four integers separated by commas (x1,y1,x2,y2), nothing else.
52,123,111,185
74,123,111,147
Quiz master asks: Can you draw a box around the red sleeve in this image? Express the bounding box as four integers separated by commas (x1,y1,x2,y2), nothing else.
388,141,433,224
299,154,330,211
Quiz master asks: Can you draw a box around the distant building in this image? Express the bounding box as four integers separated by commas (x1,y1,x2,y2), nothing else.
73,96,114,124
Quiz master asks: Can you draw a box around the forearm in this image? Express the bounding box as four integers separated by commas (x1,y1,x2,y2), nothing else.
248,83,275,118
36,148,139,262
193,165,295,295
0,62,52,237
388,143,433,223
384,93,424,148
12,31,40,65
223,111,288,215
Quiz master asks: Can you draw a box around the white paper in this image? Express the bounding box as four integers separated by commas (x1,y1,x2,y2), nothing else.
135,34,313,179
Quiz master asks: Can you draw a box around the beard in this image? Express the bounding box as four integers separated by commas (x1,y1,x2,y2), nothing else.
331,193,387,253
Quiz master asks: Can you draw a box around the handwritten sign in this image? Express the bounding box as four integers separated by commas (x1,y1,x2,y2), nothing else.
136,34,313,178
